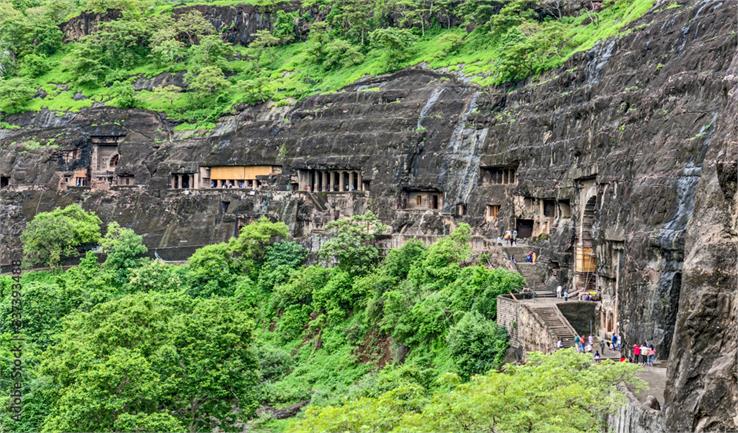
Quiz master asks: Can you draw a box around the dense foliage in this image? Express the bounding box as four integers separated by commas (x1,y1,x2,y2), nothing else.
1,209,639,432
20,204,101,268
0,0,656,129
289,350,643,433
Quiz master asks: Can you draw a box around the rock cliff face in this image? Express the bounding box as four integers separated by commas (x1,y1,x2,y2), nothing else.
2,0,737,430
173,2,301,45
60,10,122,41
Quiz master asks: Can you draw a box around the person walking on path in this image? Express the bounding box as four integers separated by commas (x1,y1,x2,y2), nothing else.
563,290,569,302
616,334,622,352
611,334,617,350
648,345,656,366
573,335,580,352
640,343,649,365
512,230,518,246
599,338,606,355
556,285,562,298
633,344,641,363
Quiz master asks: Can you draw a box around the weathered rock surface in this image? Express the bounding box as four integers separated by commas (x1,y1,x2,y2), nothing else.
60,10,122,41
173,2,300,46
2,1,737,431
133,72,188,91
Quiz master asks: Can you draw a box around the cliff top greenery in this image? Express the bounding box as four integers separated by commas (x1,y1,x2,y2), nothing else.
0,0,657,129
1,206,644,432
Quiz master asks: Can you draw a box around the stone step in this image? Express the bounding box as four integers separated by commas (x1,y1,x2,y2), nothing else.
529,305,577,344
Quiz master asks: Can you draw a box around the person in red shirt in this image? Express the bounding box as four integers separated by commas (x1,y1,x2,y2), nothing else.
633,344,641,363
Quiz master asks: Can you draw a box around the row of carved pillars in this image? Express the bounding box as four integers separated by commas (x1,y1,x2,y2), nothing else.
171,173,194,189
299,170,363,192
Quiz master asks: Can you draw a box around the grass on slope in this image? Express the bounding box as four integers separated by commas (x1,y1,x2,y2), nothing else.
24,0,655,129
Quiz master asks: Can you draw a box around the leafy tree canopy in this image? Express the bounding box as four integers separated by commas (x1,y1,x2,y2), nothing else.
21,204,102,268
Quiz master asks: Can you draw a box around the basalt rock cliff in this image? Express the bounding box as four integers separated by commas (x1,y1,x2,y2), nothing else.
1,0,737,431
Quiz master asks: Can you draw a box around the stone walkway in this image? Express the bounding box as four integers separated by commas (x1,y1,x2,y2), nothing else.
633,366,667,405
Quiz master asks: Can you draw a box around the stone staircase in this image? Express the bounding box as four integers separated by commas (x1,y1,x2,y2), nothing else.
304,191,328,212
529,305,577,348
504,246,548,291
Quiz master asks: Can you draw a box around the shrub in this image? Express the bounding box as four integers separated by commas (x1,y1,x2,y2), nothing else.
447,311,508,378
369,27,418,70
21,204,102,268
0,77,35,113
323,39,365,69
318,212,387,276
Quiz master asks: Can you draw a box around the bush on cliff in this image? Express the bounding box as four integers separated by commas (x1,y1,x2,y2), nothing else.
21,204,102,268
288,349,643,433
0,0,655,128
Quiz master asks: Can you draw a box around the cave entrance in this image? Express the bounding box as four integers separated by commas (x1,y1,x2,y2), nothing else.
575,196,598,292
515,219,534,238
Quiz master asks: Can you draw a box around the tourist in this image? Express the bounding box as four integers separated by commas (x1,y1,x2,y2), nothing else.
611,334,617,351
599,338,606,354
512,230,518,245
573,336,580,352
594,351,601,362
633,344,641,363
641,343,649,364
504,230,512,246
556,339,563,349
556,285,562,298
616,334,622,351
579,336,586,352
526,251,533,262
648,345,656,366
563,290,569,302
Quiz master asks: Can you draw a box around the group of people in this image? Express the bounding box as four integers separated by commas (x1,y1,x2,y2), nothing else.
555,333,625,362
502,229,518,246
631,343,657,366
556,333,657,366
524,250,537,263
555,285,569,301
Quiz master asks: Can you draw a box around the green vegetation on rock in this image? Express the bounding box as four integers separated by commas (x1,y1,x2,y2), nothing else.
0,208,642,432
0,0,654,128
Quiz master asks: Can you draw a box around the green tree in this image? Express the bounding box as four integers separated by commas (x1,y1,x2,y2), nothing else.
125,259,184,293
150,25,184,66
186,65,230,103
319,212,388,276
100,222,148,284
369,27,418,70
272,10,297,43
327,0,375,45
323,39,364,69
173,10,215,46
0,77,35,113
185,243,238,297
18,52,50,77
111,80,138,108
250,29,281,48
187,34,232,69
21,204,102,268
263,240,307,270
38,292,260,432
288,350,643,433
230,217,289,270
447,311,508,378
